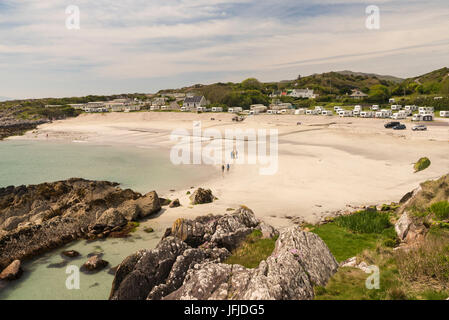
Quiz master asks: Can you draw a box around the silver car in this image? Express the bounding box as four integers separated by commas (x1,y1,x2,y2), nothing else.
412,125,427,131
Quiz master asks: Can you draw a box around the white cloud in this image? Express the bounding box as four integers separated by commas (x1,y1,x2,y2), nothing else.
1,0,448,98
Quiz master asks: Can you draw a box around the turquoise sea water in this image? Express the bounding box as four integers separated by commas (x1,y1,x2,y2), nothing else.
0,140,214,300
0,140,212,193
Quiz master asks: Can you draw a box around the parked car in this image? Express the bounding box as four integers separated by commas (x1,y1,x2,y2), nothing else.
384,121,400,128
412,125,427,131
393,124,406,130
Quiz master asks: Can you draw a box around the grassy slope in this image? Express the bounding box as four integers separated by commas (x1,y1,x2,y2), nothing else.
312,175,449,300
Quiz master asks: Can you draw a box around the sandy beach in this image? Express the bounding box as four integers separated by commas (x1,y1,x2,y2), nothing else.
9,112,449,228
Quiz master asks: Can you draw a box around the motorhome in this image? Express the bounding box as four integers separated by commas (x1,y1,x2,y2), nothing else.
321,110,333,116
391,105,402,111
440,110,449,118
306,109,319,115
371,105,380,111
334,106,343,111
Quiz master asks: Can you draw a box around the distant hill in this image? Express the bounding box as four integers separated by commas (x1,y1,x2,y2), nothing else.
336,71,404,84
0,97,13,102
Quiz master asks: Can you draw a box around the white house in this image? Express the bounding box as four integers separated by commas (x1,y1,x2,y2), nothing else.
350,90,368,100
289,88,317,99
183,96,208,109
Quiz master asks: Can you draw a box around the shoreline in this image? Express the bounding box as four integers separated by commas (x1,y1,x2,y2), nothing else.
5,112,449,228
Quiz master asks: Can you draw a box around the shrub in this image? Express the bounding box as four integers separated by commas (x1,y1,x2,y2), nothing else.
414,157,431,172
334,210,392,234
395,232,449,284
429,201,449,220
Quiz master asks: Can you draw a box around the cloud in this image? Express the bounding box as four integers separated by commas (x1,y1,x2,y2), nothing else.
0,0,448,98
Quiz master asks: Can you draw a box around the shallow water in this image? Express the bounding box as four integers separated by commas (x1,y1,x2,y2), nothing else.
0,140,214,300
0,140,212,193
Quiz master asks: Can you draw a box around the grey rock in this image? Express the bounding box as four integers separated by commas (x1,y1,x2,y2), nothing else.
110,208,338,301
395,212,412,240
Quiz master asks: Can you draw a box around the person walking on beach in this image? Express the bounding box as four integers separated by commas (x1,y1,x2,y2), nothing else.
222,165,225,176
227,164,230,172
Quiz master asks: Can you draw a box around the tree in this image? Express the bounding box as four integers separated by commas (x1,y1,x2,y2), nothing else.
241,78,262,91
368,85,390,103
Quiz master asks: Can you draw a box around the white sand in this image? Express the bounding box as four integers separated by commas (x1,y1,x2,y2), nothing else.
10,112,449,228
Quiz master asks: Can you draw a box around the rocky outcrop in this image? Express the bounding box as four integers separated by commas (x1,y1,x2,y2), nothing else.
0,118,48,140
189,188,215,205
0,260,23,281
109,207,338,300
0,178,161,270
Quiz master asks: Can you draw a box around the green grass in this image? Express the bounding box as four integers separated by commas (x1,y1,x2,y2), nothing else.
414,157,431,172
310,223,388,262
429,201,449,220
333,210,393,234
224,230,278,269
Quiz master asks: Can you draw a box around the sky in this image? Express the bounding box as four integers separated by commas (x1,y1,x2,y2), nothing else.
1,0,449,99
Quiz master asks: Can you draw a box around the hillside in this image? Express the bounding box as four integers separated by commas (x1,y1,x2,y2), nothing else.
391,67,449,96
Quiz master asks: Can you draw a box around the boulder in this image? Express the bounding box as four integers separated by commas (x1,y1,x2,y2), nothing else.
395,212,412,240
135,191,161,218
81,255,109,273
117,202,140,221
169,199,180,208
94,209,127,229
189,188,214,205
0,260,23,281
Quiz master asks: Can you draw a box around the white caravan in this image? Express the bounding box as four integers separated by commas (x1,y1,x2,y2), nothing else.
440,111,449,118
339,110,353,117
360,111,375,118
